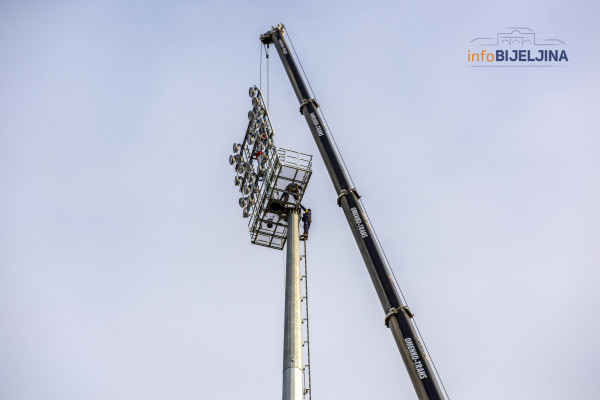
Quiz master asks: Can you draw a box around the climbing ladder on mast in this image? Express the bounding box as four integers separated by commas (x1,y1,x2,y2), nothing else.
300,237,313,400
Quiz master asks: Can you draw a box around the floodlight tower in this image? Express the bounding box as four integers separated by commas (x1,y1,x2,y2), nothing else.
229,87,313,400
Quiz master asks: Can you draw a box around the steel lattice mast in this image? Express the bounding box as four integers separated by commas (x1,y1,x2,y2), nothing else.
260,24,445,400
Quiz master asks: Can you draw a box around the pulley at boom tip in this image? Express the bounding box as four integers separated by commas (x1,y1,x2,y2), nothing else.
260,23,286,45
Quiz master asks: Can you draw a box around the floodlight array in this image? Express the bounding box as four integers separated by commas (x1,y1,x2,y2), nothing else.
229,86,277,218
229,86,313,250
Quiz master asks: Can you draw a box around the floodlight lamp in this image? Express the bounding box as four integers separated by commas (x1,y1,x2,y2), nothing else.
243,207,251,218
234,176,242,186
249,86,257,98
239,197,247,208
229,155,235,165
243,186,251,196
248,110,254,121
265,217,274,229
252,97,259,107
235,163,244,174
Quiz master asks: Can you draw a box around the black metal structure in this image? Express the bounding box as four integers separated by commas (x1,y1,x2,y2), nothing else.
260,24,445,400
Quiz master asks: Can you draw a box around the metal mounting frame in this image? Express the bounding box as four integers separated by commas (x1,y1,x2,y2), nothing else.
248,148,312,250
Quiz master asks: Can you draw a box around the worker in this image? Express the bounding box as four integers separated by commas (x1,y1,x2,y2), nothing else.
255,150,265,170
300,206,312,238
280,182,301,203
255,147,269,178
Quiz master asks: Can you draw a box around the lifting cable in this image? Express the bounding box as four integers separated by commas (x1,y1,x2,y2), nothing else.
266,45,270,110
286,29,451,400
259,43,263,90
260,43,271,110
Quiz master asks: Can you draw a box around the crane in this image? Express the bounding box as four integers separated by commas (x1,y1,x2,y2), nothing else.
259,23,447,400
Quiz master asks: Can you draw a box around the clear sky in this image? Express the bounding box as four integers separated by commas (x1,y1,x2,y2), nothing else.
1,1,599,399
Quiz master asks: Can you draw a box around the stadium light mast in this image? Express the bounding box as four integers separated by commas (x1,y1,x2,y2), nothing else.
283,207,303,400
229,87,314,400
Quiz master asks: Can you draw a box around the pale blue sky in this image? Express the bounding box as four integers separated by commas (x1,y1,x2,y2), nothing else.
1,1,599,399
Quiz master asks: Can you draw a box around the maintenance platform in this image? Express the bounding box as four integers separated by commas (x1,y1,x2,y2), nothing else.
248,148,312,250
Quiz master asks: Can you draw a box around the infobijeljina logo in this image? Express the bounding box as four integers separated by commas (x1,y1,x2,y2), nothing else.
468,27,568,67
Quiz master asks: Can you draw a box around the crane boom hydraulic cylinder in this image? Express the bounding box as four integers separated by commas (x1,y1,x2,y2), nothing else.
260,24,445,400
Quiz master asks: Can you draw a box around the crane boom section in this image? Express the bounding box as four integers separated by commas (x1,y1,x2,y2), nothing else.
260,24,445,400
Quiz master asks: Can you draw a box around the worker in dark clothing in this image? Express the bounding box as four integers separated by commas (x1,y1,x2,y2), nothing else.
280,182,301,203
301,207,312,238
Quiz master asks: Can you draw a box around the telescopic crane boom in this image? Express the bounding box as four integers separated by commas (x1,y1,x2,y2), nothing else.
260,24,445,400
